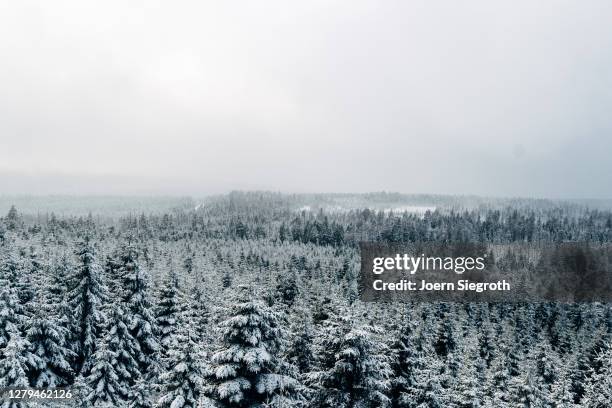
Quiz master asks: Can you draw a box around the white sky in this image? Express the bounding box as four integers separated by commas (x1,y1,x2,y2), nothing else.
1,0,611,198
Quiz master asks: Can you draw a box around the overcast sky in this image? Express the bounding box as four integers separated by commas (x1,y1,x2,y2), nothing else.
1,0,611,198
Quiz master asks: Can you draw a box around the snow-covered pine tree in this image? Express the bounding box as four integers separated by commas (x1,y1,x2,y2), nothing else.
187,283,210,345
511,366,547,408
451,332,485,408
115,242,159,373
516,333,560,404
84,337,127,406
5,205,20,230
389,316,420,407
276,270,299,307
25,252,75,387
435,313,458,358
156,331,205,408
405,320,447,408
0,244,22,289
286,319,314,375
572,327,608,403
222,270,232,289
0,276,23,350
204,285,298,407
48,253,73,306
16,246,42,312
183,251,195,275
310,315,391,408
478,317,496,369
67,238,108,374
282,311,314,406
484,334,519,408
0,287,42,392
128,378,154,408
72,375,94,408
27,310,75,387
0,333,31,408
582,340,612,408
549,357,578,408
106,303,142,390
156,269,186,353
0,279,43,408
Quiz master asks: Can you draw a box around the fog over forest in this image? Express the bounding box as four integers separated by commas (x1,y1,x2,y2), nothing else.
1,1,612,198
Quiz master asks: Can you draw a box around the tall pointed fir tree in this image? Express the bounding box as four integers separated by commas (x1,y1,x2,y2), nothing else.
26,253,75,387
27,307,75,387
389,316,420,407
128,378,153,408
106,303,143,393
84,336,127,407
204,285,298,407
572,327,607,403
286,318,315,377
5,205,20,230
157,330,206,408
310,313,392,408
549,358,578,408
67,238,108,374
0,244,21,291
114,242,159,374
17,246,42,313
582,340,612,408
401,317,447,408
0,333,31,408
156,269,186,354
451,333,486,408
188,282,210,345
0,289,37,408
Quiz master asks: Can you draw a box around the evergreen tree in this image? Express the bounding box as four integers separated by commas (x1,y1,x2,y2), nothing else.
204,286,298,407
222,271,232,289
276,270,299,307
310,316,391,408
0,333,31,408
106,304,142,389
187,284,210,344
0,288,23,350
549,359,578,408
116,243,159,372
67,238,108,373
485,345,513,407
157,332,205,408
5,205,20,230
512,366,547,408
156,270,185,352
582,341,612,408
451,334,485,408
128,378,154,408
84,338,127,406
0,288,41,394
183,252,195,275
27,311,75,387
0,245,21,288
390,317,420,407
393,312,448,408
286,320,314,375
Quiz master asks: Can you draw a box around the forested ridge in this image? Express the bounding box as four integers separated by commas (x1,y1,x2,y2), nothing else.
0,192,611,407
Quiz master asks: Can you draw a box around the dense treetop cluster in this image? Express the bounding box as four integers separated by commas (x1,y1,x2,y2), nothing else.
0,192,610,407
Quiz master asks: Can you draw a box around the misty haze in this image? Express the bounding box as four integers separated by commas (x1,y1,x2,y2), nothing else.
1,1,612,198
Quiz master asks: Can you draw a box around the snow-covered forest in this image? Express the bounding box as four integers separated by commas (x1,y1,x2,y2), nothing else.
0,192,611,407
